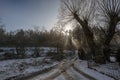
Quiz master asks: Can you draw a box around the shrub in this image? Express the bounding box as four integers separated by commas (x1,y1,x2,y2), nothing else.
46,51,57,57
51,54,64,61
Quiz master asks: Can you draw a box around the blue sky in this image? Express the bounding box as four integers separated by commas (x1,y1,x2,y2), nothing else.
0,0,60,31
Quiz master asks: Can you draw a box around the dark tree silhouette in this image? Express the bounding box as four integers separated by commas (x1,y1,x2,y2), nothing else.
98,0,120,61
60,0,97,59
60,0,120,62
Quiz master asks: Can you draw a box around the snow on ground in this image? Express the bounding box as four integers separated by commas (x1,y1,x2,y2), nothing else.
27,68,60,80
74,60,115,80
0,57,58,80
0,47,57,53
67,67,90,80
54,74,66,80
0,47,58,58
92,62,120,80
5,58,117,80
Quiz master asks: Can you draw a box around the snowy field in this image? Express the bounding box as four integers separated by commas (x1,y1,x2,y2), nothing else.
0,47,118,80
74,60,115,80
0,47,73,59
92,63,120,80
0,57,58,80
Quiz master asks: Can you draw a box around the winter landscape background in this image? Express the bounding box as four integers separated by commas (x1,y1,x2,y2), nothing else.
0,0,120,80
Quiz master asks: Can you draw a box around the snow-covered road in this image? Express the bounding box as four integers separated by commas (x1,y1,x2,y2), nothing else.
25,59,115,80
26,66,90,80
25,60,91,80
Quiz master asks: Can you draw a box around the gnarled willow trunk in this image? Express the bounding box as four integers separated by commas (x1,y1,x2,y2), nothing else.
73,13,97,59
103,17,119,61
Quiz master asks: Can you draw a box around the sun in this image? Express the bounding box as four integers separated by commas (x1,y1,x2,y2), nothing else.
65,24,72,31
64,24,73,35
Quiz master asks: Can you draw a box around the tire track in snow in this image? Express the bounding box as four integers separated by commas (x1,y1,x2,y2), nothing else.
72,62,96,80
67,67,90,80
62,71,74,80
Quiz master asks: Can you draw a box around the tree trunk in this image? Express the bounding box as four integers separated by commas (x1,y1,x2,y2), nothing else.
73,13,97,59
103,18,118,61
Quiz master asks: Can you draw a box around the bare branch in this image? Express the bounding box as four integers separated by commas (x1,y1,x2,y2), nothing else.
98,0,120,46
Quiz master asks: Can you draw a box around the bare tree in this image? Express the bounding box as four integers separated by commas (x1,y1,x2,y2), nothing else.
60,0,97,59
97,0,120,61
98,0,120,46
60,0,120,61
52,24,65,54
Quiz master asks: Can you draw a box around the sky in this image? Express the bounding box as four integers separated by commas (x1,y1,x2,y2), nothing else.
0,0,60,31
